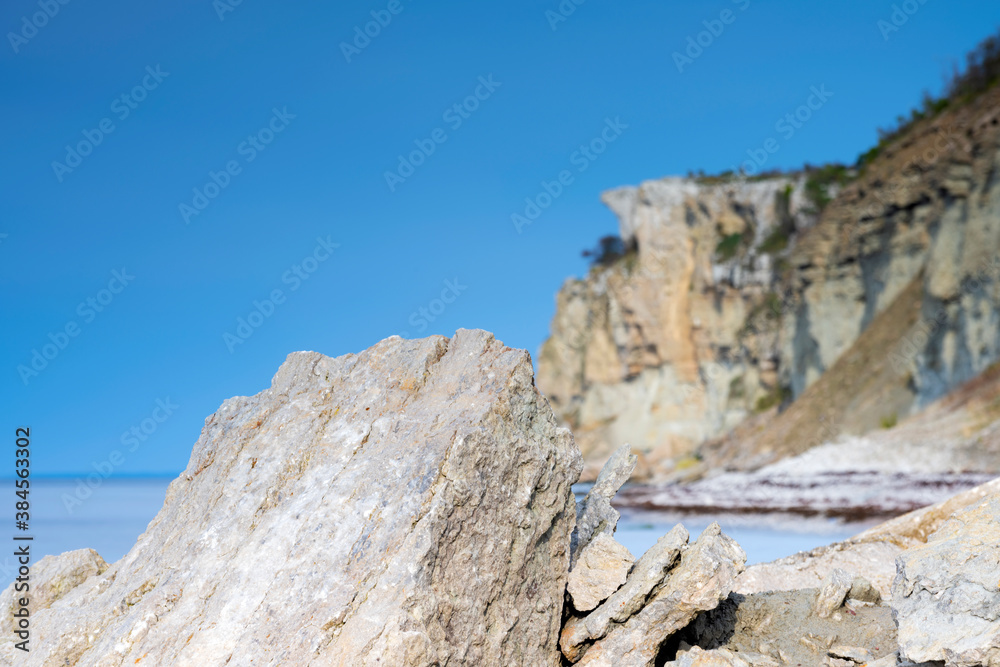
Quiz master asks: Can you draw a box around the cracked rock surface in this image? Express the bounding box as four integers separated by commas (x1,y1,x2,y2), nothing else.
0,330,582,666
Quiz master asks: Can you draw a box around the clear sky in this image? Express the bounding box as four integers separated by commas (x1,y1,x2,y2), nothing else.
3,0,999,477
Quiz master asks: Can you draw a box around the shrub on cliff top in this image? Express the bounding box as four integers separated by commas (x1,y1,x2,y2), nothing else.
859,27,1000,166
583,235,629,268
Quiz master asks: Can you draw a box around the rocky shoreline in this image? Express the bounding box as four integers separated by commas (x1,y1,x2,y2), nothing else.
3,331,998,665
615,470,997,521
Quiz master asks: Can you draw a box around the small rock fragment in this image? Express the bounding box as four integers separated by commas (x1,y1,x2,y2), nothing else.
828,645,874,663
669,646,750,667
668,647,781,667
567,533,635,612
863,655,898,666
570,444,637,565
799,633,832,653
824,658,854,667
847,576,881,605
814,568,853,618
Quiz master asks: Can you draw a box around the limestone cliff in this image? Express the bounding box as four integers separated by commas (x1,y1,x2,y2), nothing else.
537,175,816,477
539,84,1000,477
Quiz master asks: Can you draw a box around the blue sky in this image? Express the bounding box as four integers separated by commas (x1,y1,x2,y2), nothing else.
3,0,999,476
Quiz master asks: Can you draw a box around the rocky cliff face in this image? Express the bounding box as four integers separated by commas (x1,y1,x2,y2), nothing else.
540,85,1000,475
537,175,816,476
782,88,1000,405
704,84,1000,470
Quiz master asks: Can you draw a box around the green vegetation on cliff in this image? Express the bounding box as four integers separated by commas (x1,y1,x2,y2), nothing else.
860,27,1000,167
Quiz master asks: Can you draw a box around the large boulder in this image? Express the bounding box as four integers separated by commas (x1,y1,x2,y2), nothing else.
0,330,582,666
893,493,1000,666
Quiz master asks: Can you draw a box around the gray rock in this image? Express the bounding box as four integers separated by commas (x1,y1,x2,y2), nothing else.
893,493,1000,666
848,576,881,605
814,568,853,618
677,588,897,667
571,443,637,565
567,533,634,612
561,523,689,661
736,540,901,600
569,523,746,666
0,330,583,666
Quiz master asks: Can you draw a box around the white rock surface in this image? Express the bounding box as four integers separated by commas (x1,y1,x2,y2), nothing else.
736,541,902,600
0,330,582,666
893,493,1000,666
